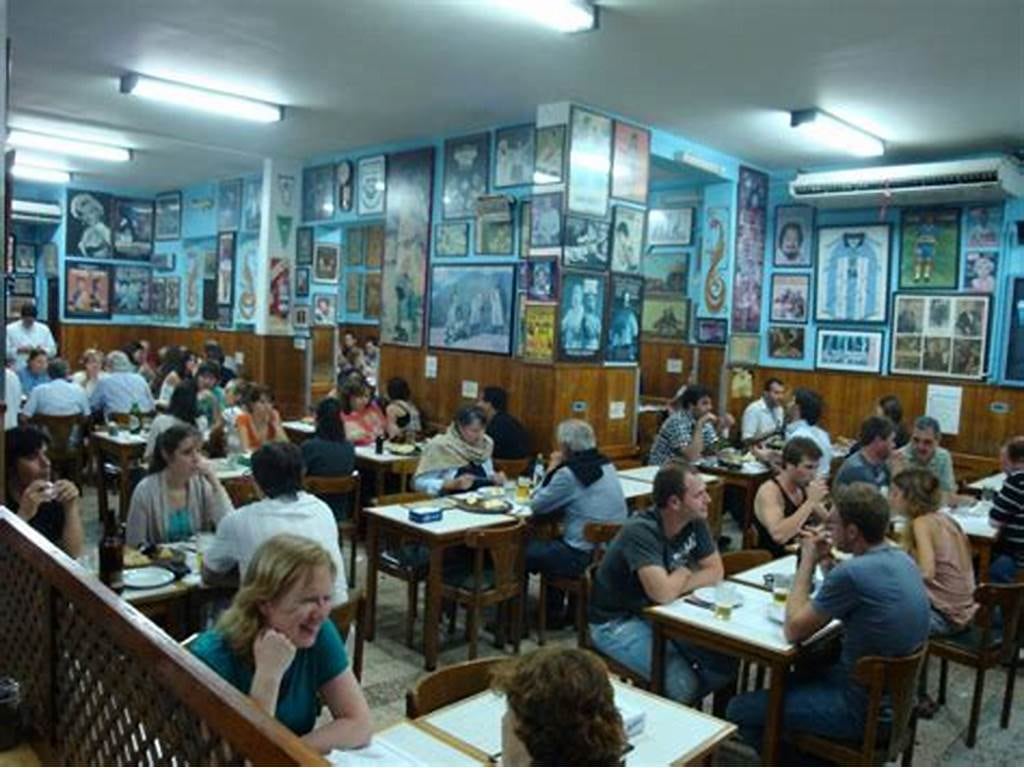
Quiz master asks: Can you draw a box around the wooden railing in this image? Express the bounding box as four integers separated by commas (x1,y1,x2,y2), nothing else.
0,509,326,766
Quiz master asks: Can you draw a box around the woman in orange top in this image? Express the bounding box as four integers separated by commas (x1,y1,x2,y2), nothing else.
338,379,385,447
235,385,288,452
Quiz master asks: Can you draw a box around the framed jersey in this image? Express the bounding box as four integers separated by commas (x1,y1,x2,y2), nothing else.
814,224,891,323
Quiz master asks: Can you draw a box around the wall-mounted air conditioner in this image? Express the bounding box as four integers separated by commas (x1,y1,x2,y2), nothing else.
789,156,1024,208
12,198,63,224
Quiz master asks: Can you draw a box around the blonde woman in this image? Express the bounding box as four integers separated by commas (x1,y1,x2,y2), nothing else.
71,348,106,399
190,534,372,752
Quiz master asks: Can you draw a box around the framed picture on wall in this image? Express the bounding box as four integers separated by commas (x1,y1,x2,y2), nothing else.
816,328,884,373
41,242,59,277
302,165,336,222
899,208,960,290
365,224,384,268
527,259,558,301
567,107,612,218
965,205,1002,249
216,232,235,306
293,305,310,329
562,215,609,270
610,121,650,205
313,293,336,326
336,160,354,213
530,192,563,256
769,273,810,324
242,177,262,232
346,226,366,266
113,265,152,315
773,205,814,267
493,124,535,188
314,243,340,282
295,267,310,298
963,251,998,293
477,217,514,256
443,132,490,220
728,333,760,366
428,264,515,354
522,302,556,362
10,274,34,296
647,207,694,247
217,179,242,232
605,274,643,363
154,191,182,240
356,155,386,216
112,198,155,259
533,124,565,185
890,292,988,380
217,305,233,330
14,242,35,273
363,273,382,319
152,251,176,271
65,190,114,258
296,226,314,265
814,224,891,323
767,325,806,360
695,317,727,345
435,222,469,257
609,205,644,274
1005,278,1024,381
559,270,607,361
346,274,363,314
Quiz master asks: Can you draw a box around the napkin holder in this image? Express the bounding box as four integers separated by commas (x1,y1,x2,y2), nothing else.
409,507,443,524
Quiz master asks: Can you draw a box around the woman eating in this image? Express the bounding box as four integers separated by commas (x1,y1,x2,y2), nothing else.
338,379,385,447
413,405,505,496
235,384,288,452
383,376,421,441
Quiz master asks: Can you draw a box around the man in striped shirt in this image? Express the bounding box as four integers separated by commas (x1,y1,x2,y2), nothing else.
989,436,1024,584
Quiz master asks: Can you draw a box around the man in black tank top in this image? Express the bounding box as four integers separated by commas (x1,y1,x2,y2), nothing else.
752,437,828,557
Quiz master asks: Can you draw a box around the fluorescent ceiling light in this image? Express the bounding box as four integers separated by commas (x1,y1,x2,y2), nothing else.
494,0,597,33
8,130,131,162
12,164,71,184
121,74,283,123
790,109,884,158
677,151,726,178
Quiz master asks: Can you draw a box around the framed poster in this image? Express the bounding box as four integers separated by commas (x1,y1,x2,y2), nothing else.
963,251,997,293
767,326,806,360
606,274,643,363
562,215,608,270
435,222,469,257
314,243,340,282
154,191,182,240
815,224,891,323
242,177,262,232
494,124,534,188
728,333,760,366
346,226,365,266
695,317,727,345
559,270,606,360
965,205,1002,249
701,205,730,316
65,262,112,319
477,218,514,256
527,259,558,301
216,232,235,306
165,277,181,317
443,133,489,220
66,190,113,258
363,273,382,319
313,293,336,326
642,250,689,342
293,305,310,329
357,155,386,216
303,164,336,222
769,273,810,324
899,208,960,289
10,274,34,296
816,329,884,373
336,160,354,212
295,267,310,298
730,166,768,334
522,302,556,362
610,205,644,274
152,251,176,271
296,226,314,266
112,265,152,315
346,274,363,314
610,121,650,205
773,205,814,267
41,242,59,277
567,107,612,218
217,179,242,232
530,192,563,256
365,225,384,268
268,257,290,330
428,264,515,355
150,277,166,318
647,207,693,247
890,292,989,380
1005,278,1024,381
533,124,565,185
14,242,35,273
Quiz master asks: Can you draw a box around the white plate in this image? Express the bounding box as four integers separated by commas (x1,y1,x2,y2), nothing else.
694,586,744,608
122,566,175,589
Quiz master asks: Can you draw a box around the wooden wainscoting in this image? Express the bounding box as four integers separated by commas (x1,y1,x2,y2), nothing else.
640,340,725,399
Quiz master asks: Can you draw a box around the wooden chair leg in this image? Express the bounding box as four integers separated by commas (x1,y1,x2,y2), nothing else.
967,666,986,748
405,579,418,648
537,577,548,646
1002,647,1019,729
467,600,480,660
902,712,919,765
754,664,766,691
348,535,358,589
512,597,523,655
938,658,949,705
574,589,587,648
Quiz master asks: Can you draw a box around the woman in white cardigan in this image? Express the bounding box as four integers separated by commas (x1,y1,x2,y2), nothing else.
126,424,233,547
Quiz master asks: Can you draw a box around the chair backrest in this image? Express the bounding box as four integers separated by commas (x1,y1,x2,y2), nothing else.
463,519,526,596
975,582,1024,658
722,549,774,578
29,414,86,473
851,646,928,763
405,657,506,718
222,477,261,508
328,588,366,681
493,457,532,479
303,472,362,522
583,521,623,564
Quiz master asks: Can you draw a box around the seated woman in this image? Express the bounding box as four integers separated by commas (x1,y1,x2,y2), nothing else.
300,398,356,520
191,534,371,752
5,426,84,557
71,348,106,399
154,346,197,405
145,380,202,464
492,647,626,767
751,437,828,558
235,384,288,453
383,377,421,441
126,425,234,547
338,379,385,447
413,405,505,496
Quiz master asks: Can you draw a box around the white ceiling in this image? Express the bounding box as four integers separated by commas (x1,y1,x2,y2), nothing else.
9,0,1024,193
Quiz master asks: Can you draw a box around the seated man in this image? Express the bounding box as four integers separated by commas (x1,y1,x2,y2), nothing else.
648,385,734,466
90,350,155,418
727,483,930,754
528,419,627,625
18,348,50,396
834,416,894,492
203,441,348,605
893,415,972,507
990,436,1024,584
478,386,531,460
588,463,736,705
22,358,91,420
784,388,832,477
741,378,785,446
751,437,828,558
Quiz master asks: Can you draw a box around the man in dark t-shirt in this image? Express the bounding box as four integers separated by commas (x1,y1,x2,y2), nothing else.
588,463,736,704
478,386,531,460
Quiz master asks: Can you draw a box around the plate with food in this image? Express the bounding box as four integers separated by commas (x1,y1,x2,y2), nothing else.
385,442,420,456
454,492,513,514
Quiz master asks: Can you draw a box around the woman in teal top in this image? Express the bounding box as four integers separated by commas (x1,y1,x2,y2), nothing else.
191,534,372,752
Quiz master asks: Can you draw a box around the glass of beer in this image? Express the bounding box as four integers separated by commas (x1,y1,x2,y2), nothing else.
515,476,531,502
714,582,737,620
772,574,792,606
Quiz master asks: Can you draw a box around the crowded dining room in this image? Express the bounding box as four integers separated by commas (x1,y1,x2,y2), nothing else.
1,0,1023,765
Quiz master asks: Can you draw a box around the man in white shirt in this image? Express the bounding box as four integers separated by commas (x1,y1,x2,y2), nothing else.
23,359,91,419
741,378,786,445
785,387,833,477
4,362,22,431
6,303,57,369
202,441,348,605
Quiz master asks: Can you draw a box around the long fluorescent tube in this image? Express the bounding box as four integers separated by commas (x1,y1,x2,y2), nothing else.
8,130,131,162
121,74,283,123
12,164,71,184
494,0,597,33
790,109,884,158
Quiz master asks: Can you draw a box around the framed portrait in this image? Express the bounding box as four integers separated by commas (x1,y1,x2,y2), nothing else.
296,226,314,266
890,292,989,380
65,190,114,259
527,259,559,302
428,264,515,355
293,305,310,329
10,274,34,296
642,250,689,342
268,257,290,329
363,273,382,319
728,333,760,366
314,243,340,282
41,242,59,277
150,277,166,318
647,207,694,247
899,208,960,289
963,251,998,293
731,166,769,334
313,293,336,326
165,277,181,316
357,155,386,216
435,222,469,257
295,267,310,298
567,107,612,218
816,329,884,373
767,326,806,360
443,132,490,220
522,302,557,363
14,242,35,273
477,218,514,256
519,200,531,259
336,160,354,212
365,224,385,268
606,274,643,363
7,296,34,320
112,265,151,315
216,232,235,307
695,317,727,346
815,224,891,323
494,124,534,189
530,192,563,256
1005,278,1024,381
217,305,233,330
965,205,1002,249
610,121,650,205
154,192,182,240
217,179,242,232
346,273,363,314
533,124,565,185
610,205,644,274
769,273,810,324
242,177,262,232
346,226,366,266
773,205,814,267
559,270,606,361
303,165,336,223
152,251,176,271
562,215,609,270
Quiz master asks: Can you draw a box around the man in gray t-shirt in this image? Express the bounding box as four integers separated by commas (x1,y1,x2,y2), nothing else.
834,415,895,491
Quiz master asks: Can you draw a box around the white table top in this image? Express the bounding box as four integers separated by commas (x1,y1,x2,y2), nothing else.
208,457,252,481
329,721,482,767
420,680,733,767
728,554,799,588
619,475,656,501
281,419,315,434
945,503,998,541
968,472,1005,492
355,443,422,465
696,458,771,476
93,429,148,446
365,500,520,537
618,465,720,486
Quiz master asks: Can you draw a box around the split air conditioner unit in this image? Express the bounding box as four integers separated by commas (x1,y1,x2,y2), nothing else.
12,198,63,224
789,156,1024,208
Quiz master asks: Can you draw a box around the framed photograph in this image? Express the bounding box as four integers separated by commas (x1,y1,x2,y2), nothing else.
728,333,760,366
731,166,769,334
477,218,514,256
336,160,354,212
965,205,1002,249
7,296,34,320
890,292,989,380
533,124,566,185
642,250,689,342
346,226,365,266
606,274,643,363
296,226,314,265
899,208,960,289
242,177,262,232
14,242,35,273
112,265,151,315
365,224,384,268
563,215,609,270
217,305,234,330
152,251,176,271
559,270,606,361
41,242,59,277
435,222,469,257
295,267,310,298
363,273,382,319
527,259,558,301
165,276,181,316
303,164,336,223
1005,278,1024,381
313,293,336,326
522,302,557,362
150,277,166,318
293,305,310,329
357,155,386,216
647,207,694,247
767,326,806,360
216,232,235,306
567,107,612,218
428,264,515,354
815,224,891,323
695,317,727,345
494,124,534,188
346,273,363,314
773,205,814,267
530,192,563,256
610,205,644,273
519,200,531,259
268,257,290,330
10,274,34,296
443,132,490,220
154,192,182,240
963,251,998,293
314,243,340,282
217,179,242,232
769,273,810,324
65,190,114,258
817,329,884,373
610,121,650,205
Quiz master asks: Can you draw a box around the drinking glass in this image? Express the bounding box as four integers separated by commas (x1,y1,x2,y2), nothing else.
515,476,531,502
713,582,737,620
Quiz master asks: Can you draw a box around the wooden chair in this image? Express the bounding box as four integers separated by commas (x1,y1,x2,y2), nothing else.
537,520,622,647
374,490,433,647
222,476,261,508
928,582,1024,748
304,472,362,589
405,657,505,718
442,519,526,660
722,548,773,578
29,413,87,486
329,588,366,681
493,457,532,479
789,647,926,766
580,561,650,689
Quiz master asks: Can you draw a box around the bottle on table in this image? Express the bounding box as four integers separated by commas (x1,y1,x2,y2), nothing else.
99,522,125,593
129,401,143,434
531,453,545,489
